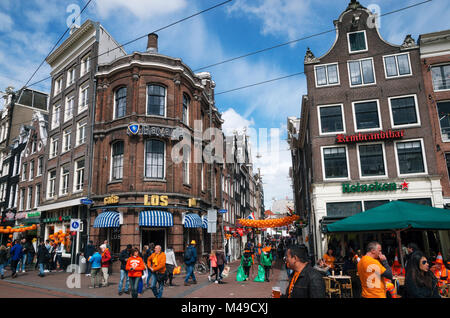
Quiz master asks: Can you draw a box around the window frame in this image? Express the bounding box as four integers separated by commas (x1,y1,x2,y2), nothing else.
67,67,76,87
50,137,58,159
34,184,41,208
74,158,85,193
351,99,382,132
431,63,450,92
382,52,412,79
76,121,87,146
144,139,166,180
347,57,376,87
356,142,388,179
47,169,57,199
52,104,61,130
394,138,428,177
62,128,71,153
182,93,190,126
64,95,74,122
60,165,70,196
347,30,368,54
113,86,127,119
388,94,421,129
317,104,346,136
78,83,89,114
436,100,450,142
321,145,350,181
146,84,167,117
314,62,340,88
81,54,90,77
110,141,124,181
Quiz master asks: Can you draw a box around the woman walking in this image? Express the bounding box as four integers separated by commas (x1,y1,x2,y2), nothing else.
216,249,227,283
164,246,177,286
36,242,50,277
0,245,9,279
405,251,441,298
55,242,64,271
209,250,218,283
88,247,102,288
126,248,146,298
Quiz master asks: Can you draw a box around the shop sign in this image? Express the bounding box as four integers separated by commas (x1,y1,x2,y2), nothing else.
342,181,409,193
5,212,15,221
144,195,168,206
188,198,197,207
27,212,41,218
104,195,119,205
127,123,176,138
43,215,71,223
336,130,404,144
15,212,27,220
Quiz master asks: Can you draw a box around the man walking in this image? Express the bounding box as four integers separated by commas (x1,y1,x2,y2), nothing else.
357,241,393,298
118,244,132,296
148,245,166,298
184,240,198,286
282,245,326,298
10,240,23,278
36,241,50,277
84,240,95,276
17,238,27,273
100,244,111,287
261,246,273,282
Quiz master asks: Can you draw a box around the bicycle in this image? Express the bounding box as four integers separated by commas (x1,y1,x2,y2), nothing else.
194,254,209,274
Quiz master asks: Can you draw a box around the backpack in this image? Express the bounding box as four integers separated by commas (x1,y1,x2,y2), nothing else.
184,247,192,262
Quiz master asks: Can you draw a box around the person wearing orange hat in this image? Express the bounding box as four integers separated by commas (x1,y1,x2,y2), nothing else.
430,253,448,291
184,240,198,286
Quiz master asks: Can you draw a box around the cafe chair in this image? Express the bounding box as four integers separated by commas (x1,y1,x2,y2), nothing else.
323,277,342,298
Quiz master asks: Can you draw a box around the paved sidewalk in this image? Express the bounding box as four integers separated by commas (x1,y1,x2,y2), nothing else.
0,260,287,298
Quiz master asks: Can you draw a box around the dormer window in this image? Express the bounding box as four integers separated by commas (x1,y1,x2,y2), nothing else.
347,30,367,53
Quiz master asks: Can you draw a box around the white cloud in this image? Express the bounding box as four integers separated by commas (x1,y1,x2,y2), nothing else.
221,108,255,136
94,0,187,19
0,12,13,31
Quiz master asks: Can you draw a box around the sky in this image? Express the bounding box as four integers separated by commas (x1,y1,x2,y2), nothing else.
0,0,449,211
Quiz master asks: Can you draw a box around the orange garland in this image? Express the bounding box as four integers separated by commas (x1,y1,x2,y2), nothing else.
238,215,300,229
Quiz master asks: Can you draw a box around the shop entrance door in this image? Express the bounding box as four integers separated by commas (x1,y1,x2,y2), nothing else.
141,228,166,251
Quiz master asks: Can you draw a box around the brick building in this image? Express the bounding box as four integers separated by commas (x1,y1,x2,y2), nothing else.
291,1,448,260
90,33,224,257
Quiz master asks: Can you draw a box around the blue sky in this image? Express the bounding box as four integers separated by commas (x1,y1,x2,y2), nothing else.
0,0,449,210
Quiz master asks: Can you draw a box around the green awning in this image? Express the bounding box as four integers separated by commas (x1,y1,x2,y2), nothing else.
326,201,450,233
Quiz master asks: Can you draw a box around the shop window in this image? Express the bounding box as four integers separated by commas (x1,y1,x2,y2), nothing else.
147,85,166,116
364,200,389,211
348,58,375,86
431,64,450,91
322,146,348,179
315,63,339,87
318,105,344,134
436,101,450,142
358,144,385,177
326,201,362,217
389,95,419,127
396,140,425,174
398,198,432,206
353,100,380,130
347,30,367,53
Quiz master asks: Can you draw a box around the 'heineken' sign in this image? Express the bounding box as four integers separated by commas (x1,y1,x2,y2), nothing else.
336,130,404,144
43,216,71,223
343,181,409,193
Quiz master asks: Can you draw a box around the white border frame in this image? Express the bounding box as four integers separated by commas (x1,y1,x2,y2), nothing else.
356,142,388,179
73,157,85,193
144,139,167,180
347,57,376,87
436,99,450,142
314,62,340,88
352,99,382,132
59,165,70,197
388,94,421,129
382,52,412,79
321,144,350,181
110,141,124,182
317,103,346,136
64,95,74,123
394,138,428,177
347,30,368,54
146,84,167,118
431,63,450,92
78,81,89,114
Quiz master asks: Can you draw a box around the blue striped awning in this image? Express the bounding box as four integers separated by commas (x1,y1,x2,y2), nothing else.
93,211,120,228
139,211,173,227
202,215,208,229
184,213,202,228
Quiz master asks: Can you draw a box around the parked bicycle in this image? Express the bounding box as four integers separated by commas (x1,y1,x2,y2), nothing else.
194,254,209,274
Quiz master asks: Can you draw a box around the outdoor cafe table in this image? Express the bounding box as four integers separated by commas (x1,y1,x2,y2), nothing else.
328,275,353,298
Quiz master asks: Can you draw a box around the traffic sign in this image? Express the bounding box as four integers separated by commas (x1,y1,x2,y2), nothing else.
70,219,81,232
80,198,93,205
218,209,227,214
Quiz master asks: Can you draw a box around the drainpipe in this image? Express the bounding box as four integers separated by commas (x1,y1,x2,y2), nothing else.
87,75,98,243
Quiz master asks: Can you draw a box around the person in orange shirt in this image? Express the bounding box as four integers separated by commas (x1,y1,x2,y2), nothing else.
357,241,393,298
323,249,336,269
430,254,448,293
148,245,166,298
125,248,145,298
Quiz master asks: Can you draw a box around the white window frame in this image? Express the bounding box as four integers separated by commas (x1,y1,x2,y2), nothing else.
144,140,166,180
19,188,25,211
52,104,61,130
431,63,450,92
388,94,421,129
47,170,56,199
314,62,340,88
62,129,71,153
74,159,85,193
182,93,190,126
347,30,368,54
26,186,32,210
37,157,43,176
21,162,27,181
356,142,388,179
351,99,382,132
34,184,40,208
79,83,89,114
321,145,350,181
317,104,346,136
29,159,34,181
394,138,428,177
383,52,412,79
50,137,58,158
347,57,376,87
201,164,205,191
67,67,75,87
65,95,74,122
54,77,63,96
436,100,450,142
183,149,190,185
110,141,124,181
146,84,167,117
81,54,90,77
60,165,70,196
76,121,87,146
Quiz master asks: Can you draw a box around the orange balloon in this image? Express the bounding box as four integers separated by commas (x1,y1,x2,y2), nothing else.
8,234,13,238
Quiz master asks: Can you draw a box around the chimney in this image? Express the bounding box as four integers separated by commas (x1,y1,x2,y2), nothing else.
147,33,158,53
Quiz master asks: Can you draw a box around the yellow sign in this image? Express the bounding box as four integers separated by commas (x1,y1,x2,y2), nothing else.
144,195,169,206
104,195,119,205
188,198,197,207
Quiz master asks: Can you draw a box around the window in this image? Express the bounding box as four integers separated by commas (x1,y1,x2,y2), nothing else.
76,121,87,146
31,136,37,154
29,160,34,180
389,95,419,127
147,85,166,116
353,100,380,131
383,53,411,78
111,141,124,180
318,105,344,134
358,144,386,177
347,30,367,53
201,164,205,191
399,198,432,206
145,139,165,179
48,170,56,198
436,101,450,142
19,188,25,211
52,104,61,129
364,200,389,211
327,202,362,217
114,87,127,119
27,186,32,210
62,129,71,152
396,140,426,175
79,84,89,112
183,148,190,185
315,63,339,87
348,58,375,86
65,95,74,122
322,146,348,179
34,184,41,208
67,67,75,86
81,55,90,76
183,94,190,126
50,137,58,158
37,157,43,176
74,159,85,192
60,165,70,195
54,77,63,96
431,64,450,91
22,163,27,180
